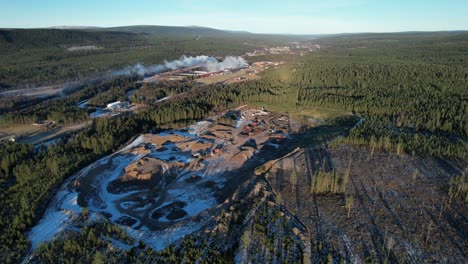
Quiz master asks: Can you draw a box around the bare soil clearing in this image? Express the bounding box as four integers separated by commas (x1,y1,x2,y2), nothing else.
0,121,89,146
0,82,81,98
19,122,90,145
265,143,467,263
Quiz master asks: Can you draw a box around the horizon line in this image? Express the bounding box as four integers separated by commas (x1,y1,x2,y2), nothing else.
1,24,467,36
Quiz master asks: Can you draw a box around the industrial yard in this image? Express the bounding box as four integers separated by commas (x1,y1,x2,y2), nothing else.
245,42,321,57
0,54,286,145
142,60,283,85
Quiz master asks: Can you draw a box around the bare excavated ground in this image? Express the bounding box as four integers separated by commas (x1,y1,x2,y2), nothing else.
265,143,467,263
29,108,313,251
59,108,305,233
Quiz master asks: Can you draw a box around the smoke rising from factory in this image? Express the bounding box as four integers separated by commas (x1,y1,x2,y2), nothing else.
115,55,248,76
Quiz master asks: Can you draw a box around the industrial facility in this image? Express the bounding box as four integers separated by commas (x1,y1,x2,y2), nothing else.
142,64,242,83
142,59,283,85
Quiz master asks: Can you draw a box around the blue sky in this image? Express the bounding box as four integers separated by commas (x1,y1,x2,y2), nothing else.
1,0,467,34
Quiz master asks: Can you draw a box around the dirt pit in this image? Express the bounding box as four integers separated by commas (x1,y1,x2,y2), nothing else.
69,108,297,232
143,134,187,145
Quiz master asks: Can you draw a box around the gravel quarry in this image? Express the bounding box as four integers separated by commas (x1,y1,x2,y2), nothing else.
27,108,295,250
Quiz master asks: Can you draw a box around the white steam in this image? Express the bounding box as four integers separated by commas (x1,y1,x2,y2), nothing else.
205,56,249,72
114,55,248,76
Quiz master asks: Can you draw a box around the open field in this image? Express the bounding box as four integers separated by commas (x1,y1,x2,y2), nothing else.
0,120,90,145
18,122,90,145
0,82,81,98
196,68,260,85
0,124,41,141
248,103,351,127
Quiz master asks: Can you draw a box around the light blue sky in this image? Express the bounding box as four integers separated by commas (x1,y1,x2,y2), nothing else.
1,0,467,34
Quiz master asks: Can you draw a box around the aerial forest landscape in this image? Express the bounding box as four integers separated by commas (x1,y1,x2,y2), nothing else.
0,1,466,263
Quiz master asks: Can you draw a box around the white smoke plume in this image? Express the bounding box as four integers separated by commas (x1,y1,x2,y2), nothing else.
205,56,249,72
114,55,248,76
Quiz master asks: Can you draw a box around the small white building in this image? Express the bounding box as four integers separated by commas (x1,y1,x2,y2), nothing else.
107,101,121,110
106,101,129,110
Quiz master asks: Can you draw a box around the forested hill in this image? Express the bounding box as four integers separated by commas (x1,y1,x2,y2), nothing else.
0,29,141,50
314,31,468,65
0,26,228,50
101,25,237,37
0,26,296,88
0,25,291,51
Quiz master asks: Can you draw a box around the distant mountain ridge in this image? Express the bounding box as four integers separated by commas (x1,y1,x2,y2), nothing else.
100,25,236,36
0,25,260,50
48,26,102,30
0,28,139,49
1,25,466,51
